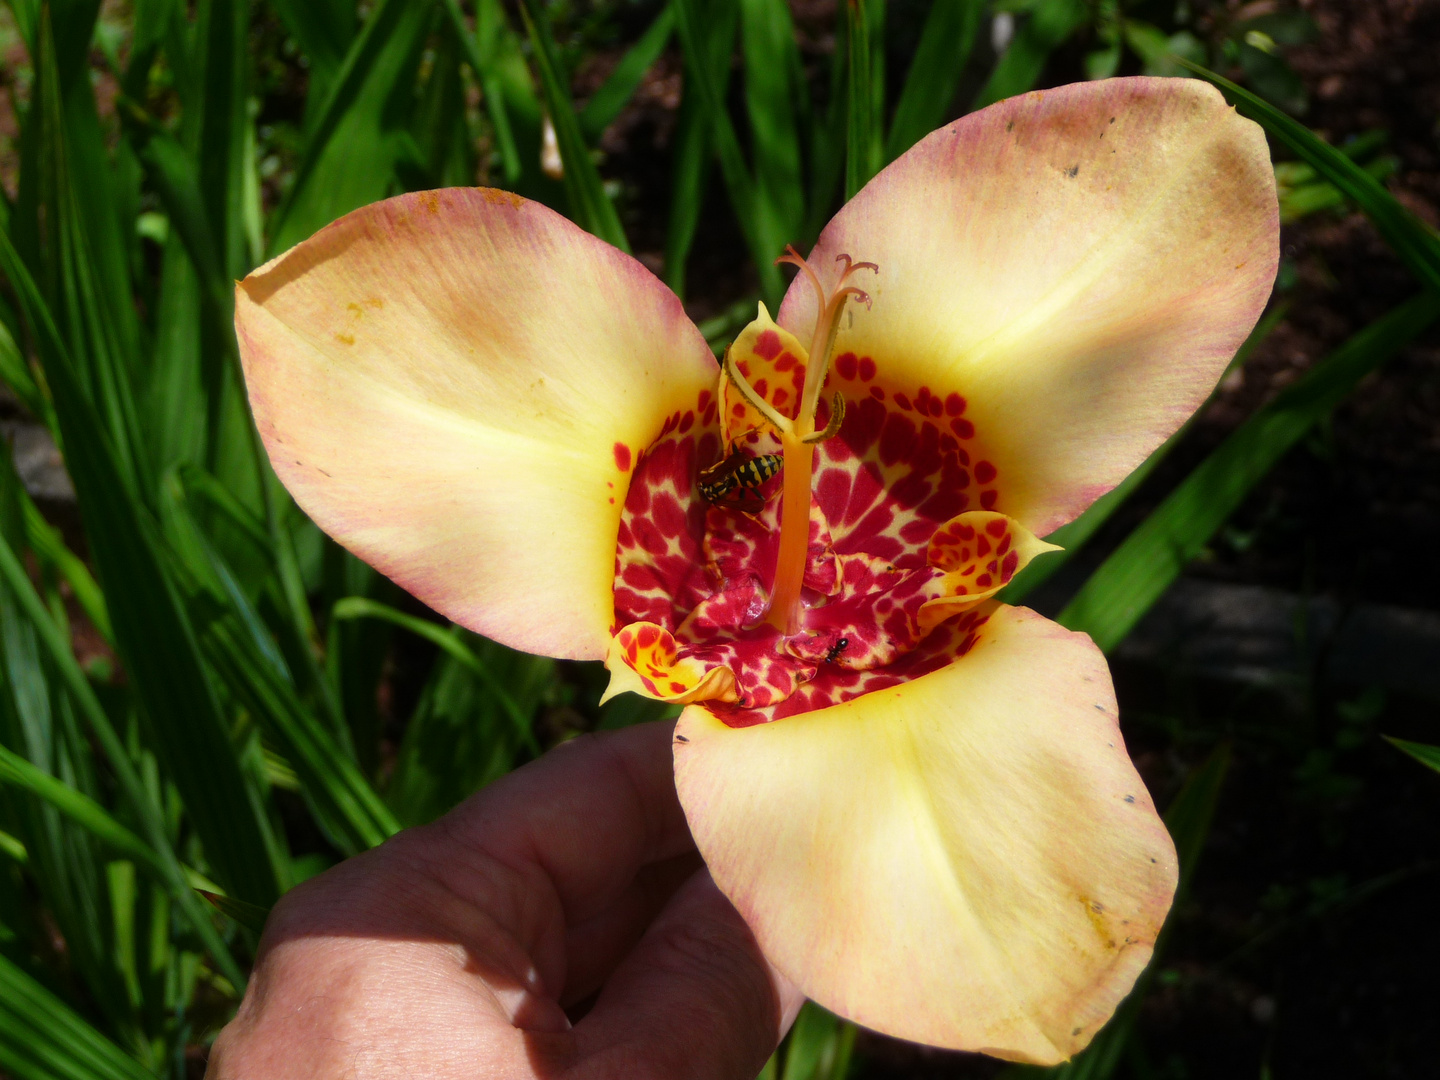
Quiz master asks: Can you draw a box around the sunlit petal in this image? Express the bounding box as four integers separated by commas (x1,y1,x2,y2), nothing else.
674,605,1177,1062
778,77,1277,536
237,189,716,659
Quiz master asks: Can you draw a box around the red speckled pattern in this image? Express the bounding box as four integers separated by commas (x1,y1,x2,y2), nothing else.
611,340,1027,721
722,311,810,445
707,608,994,728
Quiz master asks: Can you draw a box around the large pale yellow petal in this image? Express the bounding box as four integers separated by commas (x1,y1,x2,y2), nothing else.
674,605,1177,1063
236,189,716,659
778,77,1278,536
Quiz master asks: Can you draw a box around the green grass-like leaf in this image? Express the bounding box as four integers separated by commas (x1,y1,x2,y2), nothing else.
1384,737,1440,776
671,0,786,304
517,0,631,253
199,890,274,935
0,226,284,918
0,745,162,874
333,597,539,756
973,0,1088,110
741,0,805,245
885,0,983,162
579,6,676,141
844,0,880,199
664,0,740,298
0,493,244,988
267,0,432,255
0,952,156,1080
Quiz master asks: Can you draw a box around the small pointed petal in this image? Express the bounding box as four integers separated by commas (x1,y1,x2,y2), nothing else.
779,78,1278,536
674,605,1177,1062
919,510,1060,630
722,305,810,441
237,189,716,659
602,622,738,705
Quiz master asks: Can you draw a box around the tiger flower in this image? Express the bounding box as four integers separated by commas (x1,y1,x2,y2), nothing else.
235,78,1276,1063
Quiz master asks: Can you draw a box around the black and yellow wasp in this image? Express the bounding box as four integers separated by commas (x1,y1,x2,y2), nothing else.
697,445,783,514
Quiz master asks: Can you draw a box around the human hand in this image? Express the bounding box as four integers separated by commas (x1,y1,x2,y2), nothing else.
206,721,802,1079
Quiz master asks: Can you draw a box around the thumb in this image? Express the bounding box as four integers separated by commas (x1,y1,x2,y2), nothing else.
570,869,805,1079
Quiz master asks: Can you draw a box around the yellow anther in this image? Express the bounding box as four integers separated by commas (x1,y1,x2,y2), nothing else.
801,392,846,444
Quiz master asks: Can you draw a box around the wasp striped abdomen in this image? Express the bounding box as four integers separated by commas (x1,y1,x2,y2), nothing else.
698,449,783,513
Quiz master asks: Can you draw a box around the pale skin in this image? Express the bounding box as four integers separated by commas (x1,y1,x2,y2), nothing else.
206,721,803,1079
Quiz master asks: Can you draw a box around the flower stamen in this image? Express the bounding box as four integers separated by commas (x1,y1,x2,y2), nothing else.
766,249,877,634
800,392,846,444
722,346,794,435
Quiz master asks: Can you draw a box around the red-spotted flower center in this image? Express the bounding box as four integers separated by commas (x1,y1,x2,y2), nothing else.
604,252,1057,726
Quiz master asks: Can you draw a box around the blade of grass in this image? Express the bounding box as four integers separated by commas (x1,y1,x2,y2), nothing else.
973,0,1088,110
578,6,675,140
119,110,229,317
0,228,284,912
169,482,391,847
198,890,271,934
0,437,139,1049
800,0,848,242
1383,737,1440,776
0,744,165,878
434,0,520,183
175,460,345,743
0,520,244,988
0,313,51,428
885,0,983,162
663,81,708,299
0,952,155,1080
194,0,251,281
177,529,397,854
780,1002,856,1080
386,627,553,826
740,0,804,243
472,0,527,185
195,606,400,854
267,0,355,105
0,827,26,864
1181,61,1440,292
332,597,540,756
30,14,148,493
1058,292,1440,653
844,0,877,199
267,0,429,255
516,0,630,252
671,0,785,304
663,0,740,298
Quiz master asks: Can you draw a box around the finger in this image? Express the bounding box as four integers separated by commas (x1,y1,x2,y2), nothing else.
570,870,805,1080
561,849,703,1007
424,720,694,927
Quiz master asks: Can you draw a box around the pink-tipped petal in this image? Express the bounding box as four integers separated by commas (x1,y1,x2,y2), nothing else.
237,189,716,660
674,605,1177,1063
779,78,1278,536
